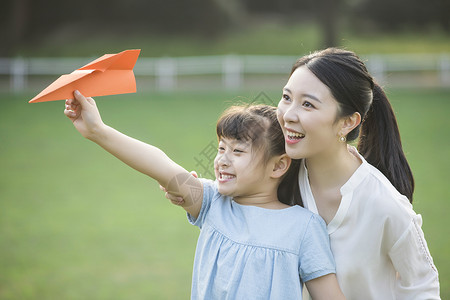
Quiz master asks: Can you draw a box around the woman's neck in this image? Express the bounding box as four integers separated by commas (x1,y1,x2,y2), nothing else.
306,145,361,195
305,145,361,223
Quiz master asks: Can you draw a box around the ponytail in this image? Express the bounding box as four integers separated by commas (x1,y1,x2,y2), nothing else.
357,84,415,202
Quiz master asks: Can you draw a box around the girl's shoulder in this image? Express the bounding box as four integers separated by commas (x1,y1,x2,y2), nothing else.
290,204,320,218
199,178,221,200
285,205,328,234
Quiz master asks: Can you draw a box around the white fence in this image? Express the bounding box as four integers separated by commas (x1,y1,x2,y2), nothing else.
1,53,450,93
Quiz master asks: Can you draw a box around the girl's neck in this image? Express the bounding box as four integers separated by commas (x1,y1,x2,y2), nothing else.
233,192,290,209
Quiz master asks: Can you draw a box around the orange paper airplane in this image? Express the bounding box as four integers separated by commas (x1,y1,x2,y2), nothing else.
29,49,141,103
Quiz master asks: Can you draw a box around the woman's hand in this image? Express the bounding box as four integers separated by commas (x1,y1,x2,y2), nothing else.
160,171,198,206
64,90,106,140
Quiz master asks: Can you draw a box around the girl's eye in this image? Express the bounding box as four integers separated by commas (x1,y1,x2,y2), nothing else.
218,147,225,152
233,149,244,153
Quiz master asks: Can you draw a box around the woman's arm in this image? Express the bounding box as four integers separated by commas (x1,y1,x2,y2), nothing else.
389,216,440,299
305,274,346,300
64,91,203,218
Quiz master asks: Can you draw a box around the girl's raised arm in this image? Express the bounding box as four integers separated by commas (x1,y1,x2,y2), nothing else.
64,90,203,218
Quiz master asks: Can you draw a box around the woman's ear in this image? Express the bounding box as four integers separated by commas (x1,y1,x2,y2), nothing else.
340,112,361,136
271,154,291,179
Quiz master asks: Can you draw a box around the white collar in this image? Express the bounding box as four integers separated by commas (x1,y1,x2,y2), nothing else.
298,149,370,234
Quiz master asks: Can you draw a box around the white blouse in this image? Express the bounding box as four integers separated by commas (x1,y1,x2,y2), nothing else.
300,152,440,300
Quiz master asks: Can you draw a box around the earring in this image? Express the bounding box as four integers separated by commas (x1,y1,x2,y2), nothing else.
339,135,347,142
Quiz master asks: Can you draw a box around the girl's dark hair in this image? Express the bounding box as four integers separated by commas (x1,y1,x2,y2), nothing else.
290,48,414,202
216,104,302,206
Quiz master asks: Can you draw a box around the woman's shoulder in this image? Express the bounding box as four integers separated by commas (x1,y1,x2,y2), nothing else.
346,163,423,249
351,152,409,204
363,162,410,204
356,160,418,226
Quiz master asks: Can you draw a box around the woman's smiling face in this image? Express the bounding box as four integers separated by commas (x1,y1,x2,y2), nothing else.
277,66,343,160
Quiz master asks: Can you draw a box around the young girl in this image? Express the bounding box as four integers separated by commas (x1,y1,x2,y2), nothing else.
64,91,345,299
277,48,440,299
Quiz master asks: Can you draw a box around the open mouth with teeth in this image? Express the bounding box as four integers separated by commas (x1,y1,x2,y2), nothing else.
218,172,236,182
286,130,305,144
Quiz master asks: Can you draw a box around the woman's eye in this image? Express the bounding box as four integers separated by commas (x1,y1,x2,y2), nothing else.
303,101,315,108
233,149,244,153
282,94,291,102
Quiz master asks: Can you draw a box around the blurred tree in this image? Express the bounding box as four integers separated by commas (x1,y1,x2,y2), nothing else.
1,0,30,56
354,0,450,33
313,0,343,48
243,0,342,48
211,0,246,28
0,0,236,56
1,0,448,57
97,0,233,36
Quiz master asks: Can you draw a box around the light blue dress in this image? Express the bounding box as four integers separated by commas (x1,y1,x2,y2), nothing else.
187,179,336,300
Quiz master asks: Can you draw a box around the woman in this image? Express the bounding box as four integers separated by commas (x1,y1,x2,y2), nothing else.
277,48,439,299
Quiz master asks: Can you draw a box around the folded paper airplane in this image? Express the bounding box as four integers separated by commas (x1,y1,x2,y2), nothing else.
29,49,141,103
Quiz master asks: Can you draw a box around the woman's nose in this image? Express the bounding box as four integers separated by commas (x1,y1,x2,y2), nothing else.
280,105,298,124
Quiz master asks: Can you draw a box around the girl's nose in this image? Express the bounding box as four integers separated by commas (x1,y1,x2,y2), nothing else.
217,153,230,167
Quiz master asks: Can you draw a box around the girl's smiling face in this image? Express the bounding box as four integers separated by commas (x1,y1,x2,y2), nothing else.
214,137,268,198
277,66,344,160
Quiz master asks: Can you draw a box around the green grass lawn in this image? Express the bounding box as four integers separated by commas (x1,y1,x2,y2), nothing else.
1,88,449,299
